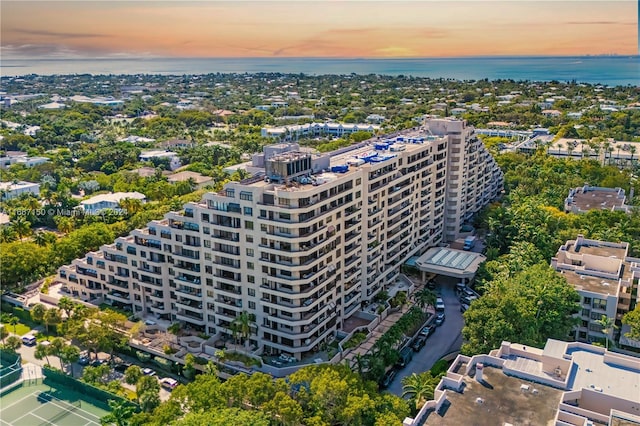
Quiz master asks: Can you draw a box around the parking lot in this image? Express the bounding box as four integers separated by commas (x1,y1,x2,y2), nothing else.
386,276,466,396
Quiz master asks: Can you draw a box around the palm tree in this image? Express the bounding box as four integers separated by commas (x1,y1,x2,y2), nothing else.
401,372,439,411
49,337,66,369
100,399,136,426
9,316,19,334
595,315,618,351
43,308,62,334
414,289,437,312
119,198,143,216
31,303,46,324
58,297,77,320
61,345,80,377
35,343,51,365
12,216,31,239
629,145,637,165
232,311,256,351
0,226,17,243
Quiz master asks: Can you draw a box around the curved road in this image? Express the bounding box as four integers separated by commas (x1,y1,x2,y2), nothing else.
387,278,464,396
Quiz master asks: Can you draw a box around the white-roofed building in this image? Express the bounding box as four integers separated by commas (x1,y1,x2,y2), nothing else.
79,192,146,215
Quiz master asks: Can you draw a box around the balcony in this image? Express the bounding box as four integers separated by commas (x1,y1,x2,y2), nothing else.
176,287,202,298
215,283,241,295
176,310,205,325
108,291,130,302
176,298,202,309
176,274,201,285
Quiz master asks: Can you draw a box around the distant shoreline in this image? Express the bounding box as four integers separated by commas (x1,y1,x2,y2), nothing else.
2,56,638,86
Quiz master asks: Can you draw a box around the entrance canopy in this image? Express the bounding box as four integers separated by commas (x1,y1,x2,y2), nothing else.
412,247,486,279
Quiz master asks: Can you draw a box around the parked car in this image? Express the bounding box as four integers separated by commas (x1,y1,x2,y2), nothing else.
91,358,107,367
460,295,478,305
460,303,470,313
411,336,427,352
396,346,413,368
419,325,435,338
160,377,179,390
114,363,132,373
21,334,37,346
379,368,397,388
142,368,156,376
144,319,157,326
78,355,90,366
435,300,445,312
435,313,445,326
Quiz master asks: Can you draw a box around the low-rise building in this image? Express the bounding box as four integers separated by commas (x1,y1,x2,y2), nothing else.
79,192,146,215
551,235,639,344
167,171,214,189
0,154,50,169
565,186,633,214
0,181,40,200
404,339,640,426
139,150,182,171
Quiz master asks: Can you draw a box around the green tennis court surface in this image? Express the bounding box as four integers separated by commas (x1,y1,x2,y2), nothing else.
0,382,108,426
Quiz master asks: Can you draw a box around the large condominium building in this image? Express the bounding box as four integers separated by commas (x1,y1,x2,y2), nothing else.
56,118,503,361
551,235,640,344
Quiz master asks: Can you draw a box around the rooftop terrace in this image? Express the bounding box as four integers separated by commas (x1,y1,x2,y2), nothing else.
424,366,563,426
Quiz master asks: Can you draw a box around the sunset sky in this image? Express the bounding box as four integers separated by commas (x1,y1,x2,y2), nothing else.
1,1,637,58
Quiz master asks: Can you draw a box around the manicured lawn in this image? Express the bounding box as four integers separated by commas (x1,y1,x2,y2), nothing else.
1,322,31,336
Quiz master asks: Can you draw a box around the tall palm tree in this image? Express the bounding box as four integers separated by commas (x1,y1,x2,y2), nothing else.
629,145,637,165
232,311,257,351
9,316,19,334
414,289,437,312
100,399,136,426
35,343,51,365
401,372,439,411
595,315,618,350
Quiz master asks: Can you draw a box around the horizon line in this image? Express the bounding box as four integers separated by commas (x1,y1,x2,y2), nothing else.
3,54,639,61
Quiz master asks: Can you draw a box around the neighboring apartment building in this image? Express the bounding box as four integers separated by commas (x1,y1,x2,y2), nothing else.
56,118,503,362
261,122,381,141
0,154,50,169
79,192,146,215
404,339,640,426
0,181,40,200
551,235,640,344
565,185,633,214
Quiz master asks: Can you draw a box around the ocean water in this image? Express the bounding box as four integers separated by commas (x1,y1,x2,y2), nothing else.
2,56,638,86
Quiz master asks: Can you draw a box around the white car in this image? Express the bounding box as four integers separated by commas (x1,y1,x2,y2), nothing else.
160,377,178,390
142,368,156,376
144,319,157,326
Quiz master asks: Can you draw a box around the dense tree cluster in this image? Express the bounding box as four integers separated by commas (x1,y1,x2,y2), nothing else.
128,364,410,426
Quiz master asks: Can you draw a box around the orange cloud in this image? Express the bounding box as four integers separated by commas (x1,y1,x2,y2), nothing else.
1,1,637,58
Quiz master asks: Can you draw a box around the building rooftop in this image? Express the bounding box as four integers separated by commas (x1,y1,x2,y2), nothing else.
424,366,564,426
566,186,629,213
566,346,640,401
561,271,621,295
563,238,628,260
80,191,146,205
167,171,213,184
414,247,486,279
0,180,39,190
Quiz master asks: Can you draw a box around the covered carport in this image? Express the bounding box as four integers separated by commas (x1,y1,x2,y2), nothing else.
409,247,486,284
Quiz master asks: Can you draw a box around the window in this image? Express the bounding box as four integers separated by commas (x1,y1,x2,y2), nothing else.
204,240,211,248
246,235,253,243
592,298,607,311
131,260,137,267
356,178,361,185
248,301,256,309
583,297,592,305
225,189,235,198
240,192,253,201
246,248,254,257
205,253,211,260
247,262,254,270
244,207,253,216
245,221,254,230
203,226,210,234
248,288,255,296
248,276,255,284
261,224,267,232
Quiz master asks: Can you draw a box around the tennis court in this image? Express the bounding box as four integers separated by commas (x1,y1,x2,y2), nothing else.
0,382,108,426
